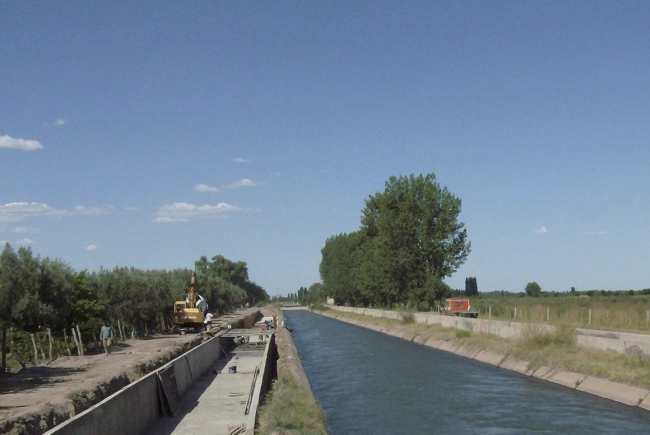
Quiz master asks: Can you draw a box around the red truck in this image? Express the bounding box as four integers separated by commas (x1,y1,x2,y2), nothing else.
444,298,479,318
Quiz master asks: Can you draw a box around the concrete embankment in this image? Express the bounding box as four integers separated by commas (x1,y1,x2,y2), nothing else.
41,309,261,435
315,309,650,411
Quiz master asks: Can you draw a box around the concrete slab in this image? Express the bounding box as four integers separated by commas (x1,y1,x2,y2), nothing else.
499,357,529,375
454,345,481,359
639,394,650,411
473,350,505,367
438,340,462,354
543,370,586,389
529,365,554,379
577,377,650,406
423,338,444,349
145,349,265,435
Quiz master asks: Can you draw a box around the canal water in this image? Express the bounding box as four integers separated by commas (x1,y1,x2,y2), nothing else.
284,310,650,435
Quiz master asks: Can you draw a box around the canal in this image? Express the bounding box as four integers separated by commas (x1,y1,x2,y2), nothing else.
284,310,650,434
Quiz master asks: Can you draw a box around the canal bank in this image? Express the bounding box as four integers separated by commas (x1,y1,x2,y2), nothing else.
314,307,650,411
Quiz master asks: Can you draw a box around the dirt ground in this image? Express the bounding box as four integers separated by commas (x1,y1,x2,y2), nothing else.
0,309,259,435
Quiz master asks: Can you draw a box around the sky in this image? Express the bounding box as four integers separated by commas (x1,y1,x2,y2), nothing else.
1,1,649,296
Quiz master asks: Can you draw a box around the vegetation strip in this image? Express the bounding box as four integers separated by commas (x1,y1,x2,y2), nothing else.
312,307,650,410
256,308,327,435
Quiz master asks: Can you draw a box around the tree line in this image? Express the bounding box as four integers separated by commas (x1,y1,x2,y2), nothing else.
319,173,471,310
0,243,269,371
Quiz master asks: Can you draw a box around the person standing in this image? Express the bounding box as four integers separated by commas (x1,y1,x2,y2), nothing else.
100,320,115,356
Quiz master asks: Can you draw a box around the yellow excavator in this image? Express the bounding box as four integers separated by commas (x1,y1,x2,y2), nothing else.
173,271,208,333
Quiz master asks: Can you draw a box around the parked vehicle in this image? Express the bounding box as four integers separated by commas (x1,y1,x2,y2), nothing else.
444,298,479,318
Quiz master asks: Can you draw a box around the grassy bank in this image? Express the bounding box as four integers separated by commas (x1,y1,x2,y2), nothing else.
257,374,327,435
322,308,650,390
257,307,327,435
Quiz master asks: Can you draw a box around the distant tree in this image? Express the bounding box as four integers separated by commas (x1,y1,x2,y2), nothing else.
465,277,478,297
570,286,576,295
525,282,542,297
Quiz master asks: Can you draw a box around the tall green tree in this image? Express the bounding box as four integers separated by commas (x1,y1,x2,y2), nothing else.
465,277,478,297
360,173,471,306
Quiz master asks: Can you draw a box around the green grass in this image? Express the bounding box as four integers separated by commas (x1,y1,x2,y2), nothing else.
257,375,328,435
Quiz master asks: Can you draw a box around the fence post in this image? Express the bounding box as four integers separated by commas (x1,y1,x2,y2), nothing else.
589,309,592,326
546,306,550,322
489,306,492,318
76,325,84,356
514,307,517,321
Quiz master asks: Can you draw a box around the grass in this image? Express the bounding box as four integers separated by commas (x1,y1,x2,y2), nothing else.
256,375,328,435
319,308,650,390
471,294,650,333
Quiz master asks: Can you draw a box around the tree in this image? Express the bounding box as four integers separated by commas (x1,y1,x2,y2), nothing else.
359,173,471,306
465,277,478,296
525,282,542,297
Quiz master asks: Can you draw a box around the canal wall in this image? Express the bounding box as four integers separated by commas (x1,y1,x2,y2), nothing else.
329,305,650,358
319,307,650,411
44,311,261,435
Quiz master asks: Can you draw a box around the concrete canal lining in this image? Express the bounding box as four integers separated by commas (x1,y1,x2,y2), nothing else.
44,331,275,435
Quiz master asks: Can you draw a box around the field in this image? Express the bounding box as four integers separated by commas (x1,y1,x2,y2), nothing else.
469,294,650,333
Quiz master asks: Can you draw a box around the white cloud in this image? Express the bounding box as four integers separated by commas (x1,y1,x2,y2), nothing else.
534,226,548,234
231,157,251,164
195,184,220,193
86,244,98,251
14,238,34,245
0,202,66,223
13,226,40,234
72,205,112,216
0,135,44,151
43,119,67,127
153,202,243,223
0,202,111,223
226,178,257,189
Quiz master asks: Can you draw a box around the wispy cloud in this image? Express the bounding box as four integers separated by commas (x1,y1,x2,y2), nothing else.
13,226,40,234
86,244,98,251
0,135,44,151
14,238,34,246
153,202,243,223
72,205,112,216
231,157,251,164
0,202,111,223
534,226,548,234
195,184,220,193
43,119,67,127
585,230,608,235
0,202,66,223
226,178,257,189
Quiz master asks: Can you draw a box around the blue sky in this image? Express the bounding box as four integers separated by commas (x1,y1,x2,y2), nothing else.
2,1,649,295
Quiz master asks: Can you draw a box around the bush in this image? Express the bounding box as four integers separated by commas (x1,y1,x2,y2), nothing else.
399,311,415,324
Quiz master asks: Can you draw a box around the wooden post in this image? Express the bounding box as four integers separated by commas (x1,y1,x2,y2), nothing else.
589,309,592,325
71,328,80,356
489,306,492,318
63,329,72,357
47,328,53,363
514,307,517,321
1,326,6,372
646,309,649,327
546,307,550,322
76,325,84,356
36,332,46,361
30,333,39,365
